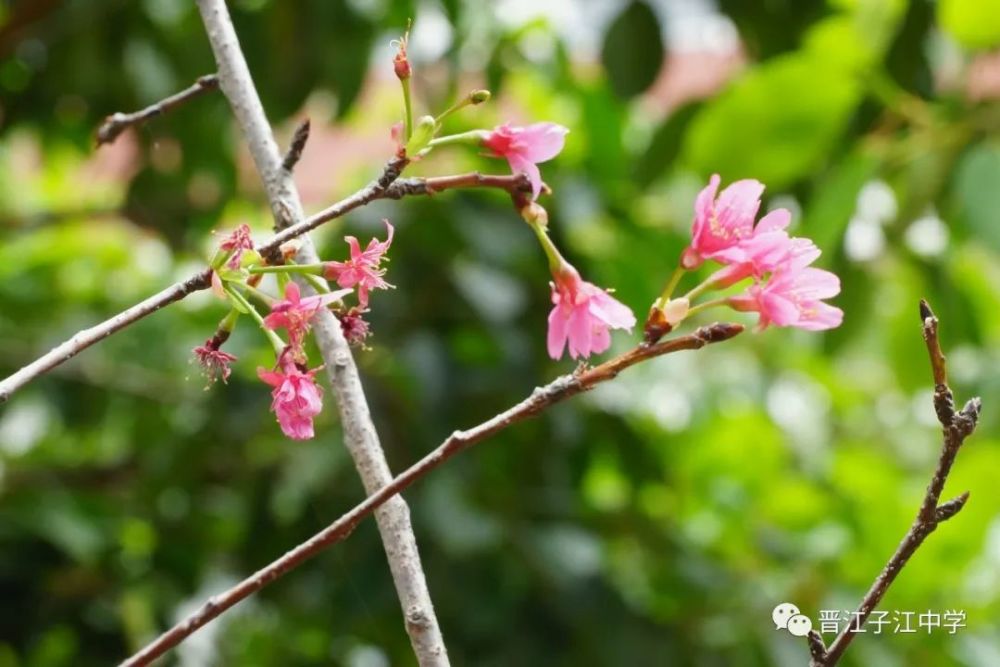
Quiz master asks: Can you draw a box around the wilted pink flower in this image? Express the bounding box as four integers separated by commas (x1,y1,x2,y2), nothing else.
728,266,843,331
547,266,636,360
339,308,371,346
264,282,348,356
219,223,255,269
682,175,786,269
193,339,237,384
324,220,395,307
483,123,569,200
257,351,324,440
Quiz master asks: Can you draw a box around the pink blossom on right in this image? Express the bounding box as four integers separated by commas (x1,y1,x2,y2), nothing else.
324,220,395,308
483,123,569,200
728,266,844,331
547,266,636,360
257,351,324,440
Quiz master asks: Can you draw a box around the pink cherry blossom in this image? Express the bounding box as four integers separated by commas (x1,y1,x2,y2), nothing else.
707,226,820,288
324,220,395,307
728,266,843,331
547,266,636,360
257,351,324,440
193,340,237,384
219,223,255,269
263,282,348,355
483,123,569,200
682,175,786,269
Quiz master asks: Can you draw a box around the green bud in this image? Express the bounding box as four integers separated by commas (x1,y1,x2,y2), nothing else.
469,89,491,104
405,115,437,155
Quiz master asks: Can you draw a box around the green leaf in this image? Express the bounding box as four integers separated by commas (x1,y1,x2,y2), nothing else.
939,0,1000,50
601,1,664,100
633,101,702,188
682,52,861,188
953,141,1000,251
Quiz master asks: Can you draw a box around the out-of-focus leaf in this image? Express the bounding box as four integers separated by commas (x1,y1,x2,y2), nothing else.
939,0,1000,50
952,141,1000,251
633,101,701,188
600,2,664,100
718,0,826,59
885,0,935,97
682,52,861,188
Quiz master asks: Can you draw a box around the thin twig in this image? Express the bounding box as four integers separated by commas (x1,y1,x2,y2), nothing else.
281,118,311,173
194,1,448,664
0,172,529,404
0,270,211,403
96,74,219,146
807,300,980,666
118,321,744,667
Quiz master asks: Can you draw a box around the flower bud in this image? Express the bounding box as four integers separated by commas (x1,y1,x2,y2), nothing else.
393,35,411,80
469,89,491,104
662,297,690,326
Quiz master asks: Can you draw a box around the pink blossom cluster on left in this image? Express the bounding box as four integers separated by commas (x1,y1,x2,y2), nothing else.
193,221,395,440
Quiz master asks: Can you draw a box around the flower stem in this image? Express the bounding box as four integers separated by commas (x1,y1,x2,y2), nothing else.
434,90,491,128
683,274,721,302
248,263,324,275
685,296,730,319
224,284,284,353
401,77,414,141
528,221,566,275
655,265,686,309
428,130,487,149
302,273,331,294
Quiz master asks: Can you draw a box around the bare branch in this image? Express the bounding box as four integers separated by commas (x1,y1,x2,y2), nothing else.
96,74,219,146
807,300,980,667
0,171,527,403
118,322,744,667
193,1,447,664
0,270,211,404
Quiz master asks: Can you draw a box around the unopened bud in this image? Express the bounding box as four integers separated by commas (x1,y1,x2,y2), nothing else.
468,89,491,104
393,34,411,80
662,298,690,326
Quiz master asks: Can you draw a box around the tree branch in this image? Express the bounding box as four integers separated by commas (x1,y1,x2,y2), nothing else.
807,300,981,666
0,171,528,403
118,321,744,667
96,74,219,146
0,270,211,403
193,1,448,664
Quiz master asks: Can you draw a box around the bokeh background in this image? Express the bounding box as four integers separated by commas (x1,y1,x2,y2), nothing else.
2,0,1000,665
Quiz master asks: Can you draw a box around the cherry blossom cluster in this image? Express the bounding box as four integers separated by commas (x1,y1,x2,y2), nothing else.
192,33,842,442
192,221,393,439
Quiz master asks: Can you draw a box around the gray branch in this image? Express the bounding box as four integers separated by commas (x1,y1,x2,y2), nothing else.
194,1,448,664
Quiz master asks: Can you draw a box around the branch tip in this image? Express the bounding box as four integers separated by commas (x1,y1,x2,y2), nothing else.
935,491,970,522
807,630,827,662
281,118,312,173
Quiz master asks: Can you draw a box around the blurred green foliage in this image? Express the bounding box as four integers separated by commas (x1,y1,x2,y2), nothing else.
1,1,999,666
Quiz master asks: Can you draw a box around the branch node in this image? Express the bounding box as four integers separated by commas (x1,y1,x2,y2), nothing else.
935,491,970,522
